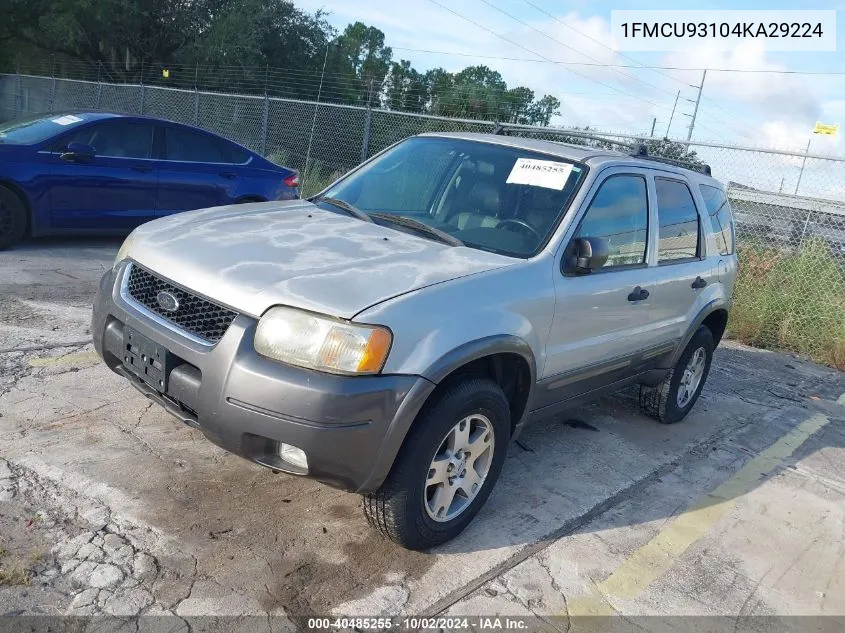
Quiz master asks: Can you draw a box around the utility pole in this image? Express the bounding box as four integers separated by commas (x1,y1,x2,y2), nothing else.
685,69,707,141
665,90,680,137
650,117,656,137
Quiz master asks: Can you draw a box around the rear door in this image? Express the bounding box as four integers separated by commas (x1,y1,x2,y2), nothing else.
645,176,716,346
155,125,243,216
541,169,660,405
47,120,158,229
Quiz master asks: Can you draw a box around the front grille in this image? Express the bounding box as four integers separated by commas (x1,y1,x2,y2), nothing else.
125,265,237,343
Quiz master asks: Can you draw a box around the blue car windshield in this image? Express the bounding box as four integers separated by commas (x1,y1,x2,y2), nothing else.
0,114,88,145
321,136,587,258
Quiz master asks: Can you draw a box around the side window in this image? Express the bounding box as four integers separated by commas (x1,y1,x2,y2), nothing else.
655,178,700,262
86,122,153,159
164,127,228,163
699,184,734,256
573,174,649,268
54,126,95,150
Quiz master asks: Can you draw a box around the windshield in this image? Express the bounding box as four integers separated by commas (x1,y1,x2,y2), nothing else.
322,136,587,257
0,113,88,145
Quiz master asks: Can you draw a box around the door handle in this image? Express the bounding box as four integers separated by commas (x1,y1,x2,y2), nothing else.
627,286,649,302
219,171,237,179
131,165,153,173
691,276,708,290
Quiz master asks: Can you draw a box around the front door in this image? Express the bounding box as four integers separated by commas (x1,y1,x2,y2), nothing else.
47,120,158,230
539,170,660,408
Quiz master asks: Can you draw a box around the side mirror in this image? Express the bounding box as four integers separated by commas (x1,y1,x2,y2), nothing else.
563,236,609,274
61,142,95,162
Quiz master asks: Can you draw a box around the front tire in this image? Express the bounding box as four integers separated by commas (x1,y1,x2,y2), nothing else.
639,326,714,424
363,378,510,550
0,187,27,250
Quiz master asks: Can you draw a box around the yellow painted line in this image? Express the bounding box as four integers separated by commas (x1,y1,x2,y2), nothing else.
567,412,832,616
29,350,99,367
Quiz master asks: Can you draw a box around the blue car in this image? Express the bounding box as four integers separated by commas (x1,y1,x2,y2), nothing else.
0,112,299,249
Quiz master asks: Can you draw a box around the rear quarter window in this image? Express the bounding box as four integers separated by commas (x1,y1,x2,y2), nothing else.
699,184,734,256
164,126,249,164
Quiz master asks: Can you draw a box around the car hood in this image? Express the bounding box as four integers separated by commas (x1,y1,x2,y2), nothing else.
127,200,515,320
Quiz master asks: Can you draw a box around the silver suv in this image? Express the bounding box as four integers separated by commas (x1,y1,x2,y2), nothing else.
92,131,737,550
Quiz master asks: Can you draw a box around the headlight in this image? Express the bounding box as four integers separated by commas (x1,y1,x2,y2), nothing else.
114,231,137,269
254,307,392,374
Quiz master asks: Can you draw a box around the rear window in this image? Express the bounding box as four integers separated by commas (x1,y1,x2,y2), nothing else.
699,184,734,256
164,126,248,164
0,114,88,145
655,178,700,262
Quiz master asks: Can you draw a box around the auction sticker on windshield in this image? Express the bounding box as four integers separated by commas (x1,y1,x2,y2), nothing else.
506,158,574,190
51,115,83,126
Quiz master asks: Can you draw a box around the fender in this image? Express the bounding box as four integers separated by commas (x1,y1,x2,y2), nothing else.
667,298,730,368
422,334,537,386
356,334,537,492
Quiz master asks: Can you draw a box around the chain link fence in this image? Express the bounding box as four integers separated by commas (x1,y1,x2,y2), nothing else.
1,72,843,367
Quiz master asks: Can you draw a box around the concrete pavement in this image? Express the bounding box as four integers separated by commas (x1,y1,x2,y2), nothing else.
1,238,844,631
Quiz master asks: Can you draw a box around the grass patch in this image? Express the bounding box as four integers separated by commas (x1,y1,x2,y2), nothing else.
0,566,31,586
728,238,845,369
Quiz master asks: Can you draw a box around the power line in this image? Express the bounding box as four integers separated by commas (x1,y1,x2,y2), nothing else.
393,45,844,76
423,0,674,115
474,0,679,101
517,0,758,142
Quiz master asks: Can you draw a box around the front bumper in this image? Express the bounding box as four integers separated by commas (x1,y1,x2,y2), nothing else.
92,263,435,492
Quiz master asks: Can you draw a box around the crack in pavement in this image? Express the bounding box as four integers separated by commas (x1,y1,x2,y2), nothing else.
0,457,199,618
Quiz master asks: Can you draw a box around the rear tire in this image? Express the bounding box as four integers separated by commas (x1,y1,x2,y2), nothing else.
363,378,510,550
639,326,714,424
0,187,27,250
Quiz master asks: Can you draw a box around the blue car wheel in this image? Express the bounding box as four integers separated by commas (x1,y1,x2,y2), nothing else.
0,187,27,250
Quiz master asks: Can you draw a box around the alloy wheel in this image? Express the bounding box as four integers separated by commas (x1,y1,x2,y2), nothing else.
677,346,706,408
424,413,495,522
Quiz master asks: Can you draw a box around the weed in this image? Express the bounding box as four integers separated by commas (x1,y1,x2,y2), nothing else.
728,238,845,369
0,566,31,586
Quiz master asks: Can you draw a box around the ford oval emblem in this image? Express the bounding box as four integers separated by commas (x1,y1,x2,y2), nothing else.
156,290,180,313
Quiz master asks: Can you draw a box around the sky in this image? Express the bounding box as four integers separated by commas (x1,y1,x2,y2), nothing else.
294,0,845,158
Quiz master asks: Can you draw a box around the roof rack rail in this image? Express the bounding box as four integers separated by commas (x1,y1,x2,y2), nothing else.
490,124,712,176
491,122,637,152
629,142,712,175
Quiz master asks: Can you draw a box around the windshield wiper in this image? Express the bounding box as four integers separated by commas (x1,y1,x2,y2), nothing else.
310,196,373,223
369,213,464,247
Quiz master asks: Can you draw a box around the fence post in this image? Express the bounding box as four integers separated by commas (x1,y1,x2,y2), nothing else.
138,61,145,115
361,106,373,162
14,62,22,118
360,79,374,162
798,210,813,249
260,95,269,156
50,55,56,113
95,62,102,110
193,63,200,125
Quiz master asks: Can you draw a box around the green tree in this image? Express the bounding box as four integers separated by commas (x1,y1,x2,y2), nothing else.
328,22,392,106
385,59,427,112
525,95,561,126
4,0,208,80
643,138,705,167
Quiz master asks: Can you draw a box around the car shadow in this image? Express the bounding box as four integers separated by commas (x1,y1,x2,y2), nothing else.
433,343,845,559
9,235,125,252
